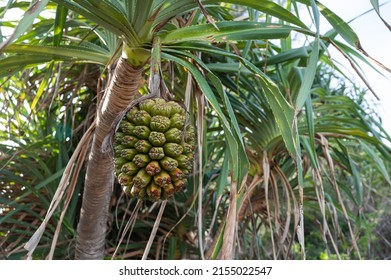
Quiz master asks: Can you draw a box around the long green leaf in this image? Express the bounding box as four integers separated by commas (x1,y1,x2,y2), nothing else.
166,43,298,157
207,72,249,181
30,62,54,112
133,0,153,32
0,0,50,52
53,0,140,46
336,141,363,206
124,0,136,23
261,46,309,65
318,2,360,48
210,222,225,260
331,39,385,77
207,48,309,71
0,0,14,18
160,22,296,44
156,0,308,29
206,62,252,74
295,40,319,110
361,141,391,185
79,0,140,45
213,0,308,28
216,153,229,196
300,136,317,169
304,96,318,168
3,44,110,64
295,0,320,110
164,48,249,180
297,0,362,49
237,60,298,158
53,5,68,46
161,52,241,180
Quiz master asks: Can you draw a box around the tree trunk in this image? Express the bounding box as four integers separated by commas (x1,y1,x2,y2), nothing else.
75,57,142,259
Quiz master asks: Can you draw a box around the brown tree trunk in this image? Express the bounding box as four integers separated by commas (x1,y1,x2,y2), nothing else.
75,57,143,259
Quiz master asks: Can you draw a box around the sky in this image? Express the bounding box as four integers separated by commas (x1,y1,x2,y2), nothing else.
315,0,391,135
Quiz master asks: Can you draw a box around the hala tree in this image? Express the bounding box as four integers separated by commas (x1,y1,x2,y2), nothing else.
0,0,390,260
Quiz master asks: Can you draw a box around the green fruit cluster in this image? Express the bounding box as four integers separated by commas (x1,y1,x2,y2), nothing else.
114,98,195,201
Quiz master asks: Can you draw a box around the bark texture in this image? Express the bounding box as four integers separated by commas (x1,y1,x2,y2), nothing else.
75,58,143,259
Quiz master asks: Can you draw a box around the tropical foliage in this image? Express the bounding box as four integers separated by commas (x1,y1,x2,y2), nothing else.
0,0,390,260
